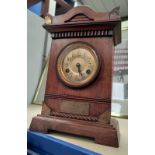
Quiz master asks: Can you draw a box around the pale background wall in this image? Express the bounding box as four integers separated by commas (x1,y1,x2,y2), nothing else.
27,0,56,105
27,11,45,105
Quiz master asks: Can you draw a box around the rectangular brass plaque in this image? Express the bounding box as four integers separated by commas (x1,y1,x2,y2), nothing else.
60,100,89,115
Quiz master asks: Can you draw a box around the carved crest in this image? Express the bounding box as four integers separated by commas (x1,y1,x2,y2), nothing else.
65,13,94,23
109,6,120,19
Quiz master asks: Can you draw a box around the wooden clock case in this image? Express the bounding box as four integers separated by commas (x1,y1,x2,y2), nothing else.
30,6,121,147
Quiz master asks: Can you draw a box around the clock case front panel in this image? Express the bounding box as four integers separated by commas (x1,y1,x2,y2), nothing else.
30,6,121,147
45,37,113,123
43,6,121,123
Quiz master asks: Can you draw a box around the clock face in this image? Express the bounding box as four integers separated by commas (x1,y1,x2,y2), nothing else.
57,42,100,88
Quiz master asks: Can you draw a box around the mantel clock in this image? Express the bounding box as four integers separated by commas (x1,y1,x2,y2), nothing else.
30,6,121,147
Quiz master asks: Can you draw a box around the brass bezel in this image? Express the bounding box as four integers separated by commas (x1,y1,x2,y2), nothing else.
57,42,100,88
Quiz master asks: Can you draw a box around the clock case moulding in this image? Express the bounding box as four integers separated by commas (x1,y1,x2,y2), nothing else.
30,6,121,147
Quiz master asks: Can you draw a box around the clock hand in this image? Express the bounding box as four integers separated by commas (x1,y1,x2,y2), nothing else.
76,63,82,76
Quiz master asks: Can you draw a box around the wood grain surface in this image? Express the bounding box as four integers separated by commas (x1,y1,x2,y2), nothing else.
29,6,121,147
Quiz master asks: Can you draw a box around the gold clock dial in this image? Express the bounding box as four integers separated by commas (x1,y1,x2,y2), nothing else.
57,42,100,88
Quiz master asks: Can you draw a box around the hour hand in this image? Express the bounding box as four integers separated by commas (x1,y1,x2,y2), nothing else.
76,63,82,76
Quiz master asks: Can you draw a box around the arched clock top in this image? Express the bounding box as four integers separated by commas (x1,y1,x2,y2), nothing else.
44,6,121,25
43,6,121,46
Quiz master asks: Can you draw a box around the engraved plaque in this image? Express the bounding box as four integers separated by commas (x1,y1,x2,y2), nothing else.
60,100,89,115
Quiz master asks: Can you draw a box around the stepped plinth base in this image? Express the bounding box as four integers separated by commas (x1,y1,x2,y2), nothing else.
29,115,119,147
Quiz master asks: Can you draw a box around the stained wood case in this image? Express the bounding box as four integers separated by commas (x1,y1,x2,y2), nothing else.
30,6,121,147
